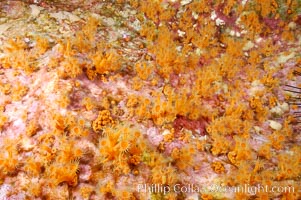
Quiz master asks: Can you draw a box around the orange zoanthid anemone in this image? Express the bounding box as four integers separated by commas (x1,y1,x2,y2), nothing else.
0,0,300,199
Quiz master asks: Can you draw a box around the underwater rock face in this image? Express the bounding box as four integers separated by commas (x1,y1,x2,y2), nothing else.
0,0,300,199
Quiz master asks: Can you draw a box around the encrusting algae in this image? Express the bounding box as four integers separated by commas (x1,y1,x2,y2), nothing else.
0,0,300,199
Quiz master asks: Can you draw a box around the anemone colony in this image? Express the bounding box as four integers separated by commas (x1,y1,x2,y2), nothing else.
0,0,300,199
